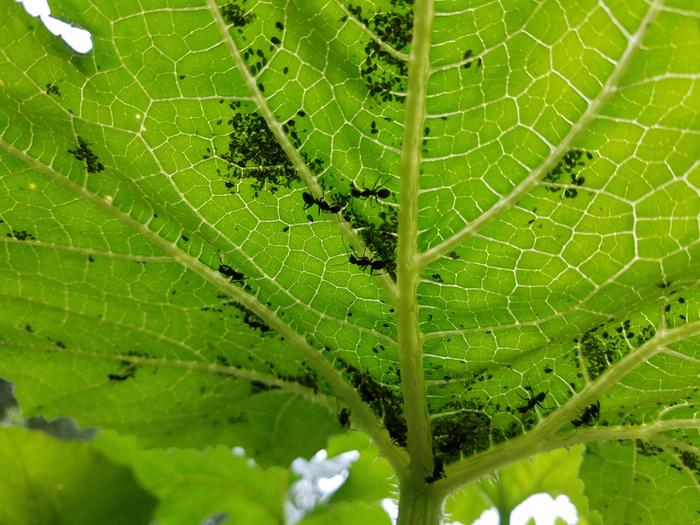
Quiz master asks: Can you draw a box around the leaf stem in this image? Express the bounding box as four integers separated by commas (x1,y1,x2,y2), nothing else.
396,0,435,478
396,481,444,525
542,419,700,450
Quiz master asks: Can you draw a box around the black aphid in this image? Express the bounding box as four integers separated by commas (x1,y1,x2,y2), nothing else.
108,362,136,382
424,458,445,483
68,136,104,173
338,408,351,428
572,401,600,427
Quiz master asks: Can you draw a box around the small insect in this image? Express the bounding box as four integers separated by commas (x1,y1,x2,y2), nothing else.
338,408,351,428
350,181,390,201
349,254,388,274
218,264,244,283
424,458,445,483
572,401,600,427
517,390,546,414
302,192,343,214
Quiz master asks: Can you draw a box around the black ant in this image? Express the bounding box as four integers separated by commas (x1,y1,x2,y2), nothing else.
217,252,244,283
218,264,244,283
302,192,343,214
517,390,546,414
349,254,388,274
350,181,390,201
572,401,600,427
424,457,445,484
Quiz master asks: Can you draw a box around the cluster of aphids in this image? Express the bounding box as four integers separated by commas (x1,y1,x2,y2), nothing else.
301,179,397,277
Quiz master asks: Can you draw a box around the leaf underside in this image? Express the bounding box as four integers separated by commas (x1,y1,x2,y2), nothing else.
0,0,699,522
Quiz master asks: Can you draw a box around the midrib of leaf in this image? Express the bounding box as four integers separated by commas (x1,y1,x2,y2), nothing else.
552,421,700,451
205,0,398,298
417,0,664,269
0,139,410,476
396,0,435,478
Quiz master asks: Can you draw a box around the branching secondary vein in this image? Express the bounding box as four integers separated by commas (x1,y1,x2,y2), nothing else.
417,0,663,269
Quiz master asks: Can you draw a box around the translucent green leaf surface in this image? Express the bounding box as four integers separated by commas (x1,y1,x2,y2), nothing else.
581,440,700,524
0,426,156,525
1,0,699,522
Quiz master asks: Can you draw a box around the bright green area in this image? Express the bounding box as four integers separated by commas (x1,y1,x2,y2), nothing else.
0,0,699,524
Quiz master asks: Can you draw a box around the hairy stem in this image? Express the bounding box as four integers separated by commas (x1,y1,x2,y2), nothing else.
396,0,435,480
397,481,444,525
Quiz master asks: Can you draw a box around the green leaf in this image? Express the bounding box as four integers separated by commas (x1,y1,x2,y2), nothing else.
1,0,699,522
0,426,156,525
580,440,700,524
325,431,395,505
443,484,493,525
299,501,391,525
446,446,601,525
93,430,288,525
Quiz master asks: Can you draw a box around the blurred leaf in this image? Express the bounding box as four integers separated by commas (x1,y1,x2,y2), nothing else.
325,431,395,504
0,426,156,525
446,447,601,525
299,501,391,525
444,483,493,525
94,430,289,525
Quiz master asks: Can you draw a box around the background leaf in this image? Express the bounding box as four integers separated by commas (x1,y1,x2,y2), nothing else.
324,431,395,505
298,501,391,525
446,446,601,525
94,430,289,525
0,426,156,525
